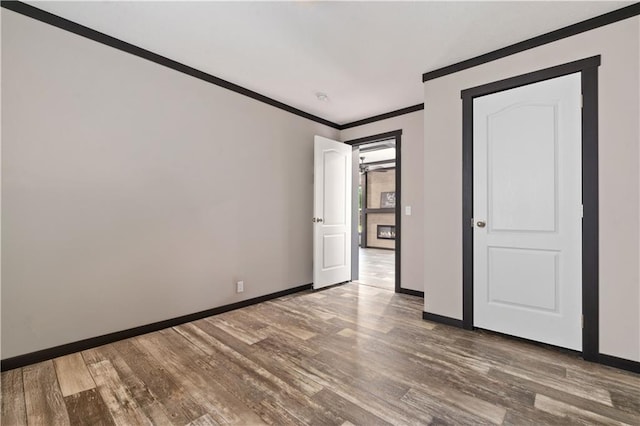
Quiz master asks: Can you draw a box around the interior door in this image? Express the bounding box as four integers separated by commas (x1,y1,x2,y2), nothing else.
473,73,582,350
313,136,352,289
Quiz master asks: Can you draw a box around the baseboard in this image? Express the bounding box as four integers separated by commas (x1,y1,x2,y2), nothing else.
598,353,640,374
422,311,463,328
398,288,424,297
1,283,312,371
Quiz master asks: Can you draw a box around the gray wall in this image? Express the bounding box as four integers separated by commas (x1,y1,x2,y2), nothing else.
1,10,339,358
423,16,640,362
341,111,425,292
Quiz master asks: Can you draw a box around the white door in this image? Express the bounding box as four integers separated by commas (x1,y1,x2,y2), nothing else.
473,73,582,350
313,136,352,289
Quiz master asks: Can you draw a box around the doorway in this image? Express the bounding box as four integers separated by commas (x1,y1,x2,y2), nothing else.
345,130,402,293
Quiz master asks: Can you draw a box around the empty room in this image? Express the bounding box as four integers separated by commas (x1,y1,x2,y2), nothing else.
1,1,639,425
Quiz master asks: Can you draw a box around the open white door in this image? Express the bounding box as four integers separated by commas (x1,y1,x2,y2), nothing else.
473,73,582,350
313,136,352,289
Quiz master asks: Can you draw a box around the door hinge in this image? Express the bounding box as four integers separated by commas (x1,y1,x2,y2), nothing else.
471,217,475,228
581,204,584,218
581,315,584,329
581,94,584,109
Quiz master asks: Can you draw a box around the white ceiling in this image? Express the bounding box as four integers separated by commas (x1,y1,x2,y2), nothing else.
361,147,396,164
26,1,632,125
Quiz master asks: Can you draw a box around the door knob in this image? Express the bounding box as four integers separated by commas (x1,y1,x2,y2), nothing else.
476,220,486,228
317,218,323,223
312,218,324,223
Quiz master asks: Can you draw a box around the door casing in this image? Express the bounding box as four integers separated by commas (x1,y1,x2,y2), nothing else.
345,130,403,294
461,56,601,361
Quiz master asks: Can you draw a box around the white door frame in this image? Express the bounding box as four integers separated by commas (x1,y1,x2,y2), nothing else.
461,56,601,361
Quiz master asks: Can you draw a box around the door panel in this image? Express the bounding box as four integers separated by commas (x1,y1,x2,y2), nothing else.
488,104,557,232
473,73,582,350
322,150,347,226
488,247,559,312
314,136,352,289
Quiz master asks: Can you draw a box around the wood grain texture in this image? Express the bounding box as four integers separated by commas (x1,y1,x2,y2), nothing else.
53,353,96,397
23,360,70,425
3,283,639,425
64,389,114,426
1,368,27,425
84,358,152,425
83,343,179,425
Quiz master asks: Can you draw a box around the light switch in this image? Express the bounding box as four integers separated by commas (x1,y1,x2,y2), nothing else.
405,206,412,216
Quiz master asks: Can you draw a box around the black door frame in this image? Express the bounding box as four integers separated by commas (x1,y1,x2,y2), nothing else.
461,56,600,362
345,130,403,294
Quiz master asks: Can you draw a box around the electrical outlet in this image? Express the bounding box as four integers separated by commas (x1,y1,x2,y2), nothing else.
236,281,244,293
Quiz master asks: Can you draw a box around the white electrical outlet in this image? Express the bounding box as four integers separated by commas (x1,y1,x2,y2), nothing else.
236,281,244,293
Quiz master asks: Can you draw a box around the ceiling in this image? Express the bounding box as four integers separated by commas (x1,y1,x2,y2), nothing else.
360,142,396,165
26,1,633,125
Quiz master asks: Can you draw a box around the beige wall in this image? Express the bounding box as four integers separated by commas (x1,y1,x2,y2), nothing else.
1,10,339,359
367,169,396,210
366,213,395,250
366,169,395,249
423,17,640,361
341,111,424,292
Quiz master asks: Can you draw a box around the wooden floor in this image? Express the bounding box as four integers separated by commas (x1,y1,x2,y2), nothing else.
356,248,394,290
2,283,639,426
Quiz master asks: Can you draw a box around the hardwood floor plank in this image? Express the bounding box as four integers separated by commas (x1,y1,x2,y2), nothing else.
492,363,613,406
490,368,640,425
534,393,630,425
451,334,569,379
84,358,152,425
53,353,96,397
83,342,191,425
175,323,323,397
502,408,585,426
170,330,343,425
401,387,496,426
185,413,219,426
301,301,396,334
566,363,640,389
253,338,434,425
565,365,640,416
312,349,411,399
23,361,70,425
133,329,267,425
255,398,314,426
316,325,532,409
110,339,206,424
260,300,342,335
313,329,526,424
406,385,506,425
205,317,266,345
1,369,27,426
64,389,114,426
312,388,392,426
609,388,640,417
194,318,325,397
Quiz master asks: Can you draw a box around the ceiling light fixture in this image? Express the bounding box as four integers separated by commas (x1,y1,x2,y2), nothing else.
315,92,329,102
